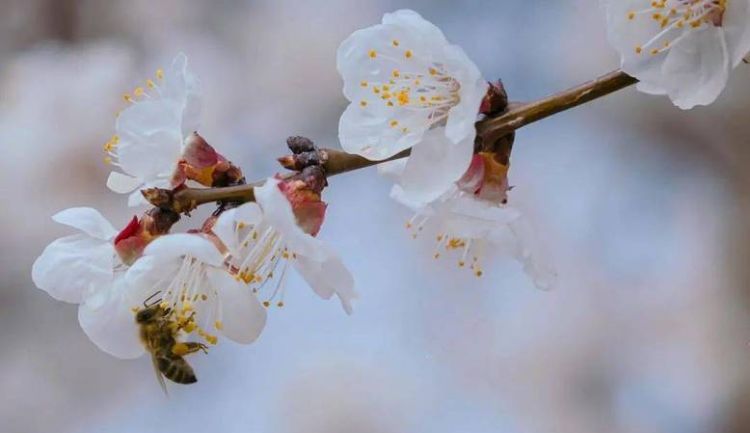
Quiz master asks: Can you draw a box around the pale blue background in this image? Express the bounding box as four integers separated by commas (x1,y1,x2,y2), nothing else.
1,1,750,432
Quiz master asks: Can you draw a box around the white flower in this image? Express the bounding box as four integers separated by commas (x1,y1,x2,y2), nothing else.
105,53,201,206
337,9,487,203
124,233,267,347
398,186,556,290
605,0,750,109
212,179,357,314
31,207,143,358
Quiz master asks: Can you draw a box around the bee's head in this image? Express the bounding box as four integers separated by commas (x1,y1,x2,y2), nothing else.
135,306,161,323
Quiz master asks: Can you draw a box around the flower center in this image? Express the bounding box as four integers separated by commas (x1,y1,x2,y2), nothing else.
628,0,728,56
134,256,221,346
226,222,297,308
359,43,462,136
405,190,484,278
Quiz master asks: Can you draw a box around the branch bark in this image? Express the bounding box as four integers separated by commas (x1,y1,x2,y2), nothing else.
144,69,637,213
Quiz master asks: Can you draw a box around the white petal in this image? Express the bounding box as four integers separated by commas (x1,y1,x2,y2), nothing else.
123,255,181,306
143,233,224,267
254,179,323,260
397,130,474,206
507,217,557,291
213,203,263,253
443,44,486,144
661,28,730,109
294,240,357,314
106,171,142,194
32,235,114,304
377,158,408,181
78,280,144,359
207,269,266,344
52,207,117,240
161,53,202,136
338,101,427,161
115,100,182,180
724,0,750,67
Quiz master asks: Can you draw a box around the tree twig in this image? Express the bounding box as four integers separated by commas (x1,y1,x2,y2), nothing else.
144,69,637,213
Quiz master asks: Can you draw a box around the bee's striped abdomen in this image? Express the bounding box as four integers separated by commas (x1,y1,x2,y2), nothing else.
157,354,197,384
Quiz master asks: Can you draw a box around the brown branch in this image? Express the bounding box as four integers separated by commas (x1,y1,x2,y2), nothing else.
144,69,637,213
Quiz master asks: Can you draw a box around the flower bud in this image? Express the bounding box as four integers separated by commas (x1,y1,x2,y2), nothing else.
278,177,327,236
286,136,316,154
479,80,508,116
113,209,180,265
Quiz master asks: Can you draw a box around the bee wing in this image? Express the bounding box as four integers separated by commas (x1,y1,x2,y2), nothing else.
151,354,169,396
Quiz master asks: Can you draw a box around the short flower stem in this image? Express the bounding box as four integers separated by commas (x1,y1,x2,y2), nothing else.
145,69,637,213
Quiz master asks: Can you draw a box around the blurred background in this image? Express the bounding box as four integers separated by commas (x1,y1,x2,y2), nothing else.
2,0,750,432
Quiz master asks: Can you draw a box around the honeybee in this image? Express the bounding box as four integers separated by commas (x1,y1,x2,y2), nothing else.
135,292,208,392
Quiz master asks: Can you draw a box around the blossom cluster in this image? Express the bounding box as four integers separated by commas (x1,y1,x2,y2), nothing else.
32,5,748,388
33,55,355,371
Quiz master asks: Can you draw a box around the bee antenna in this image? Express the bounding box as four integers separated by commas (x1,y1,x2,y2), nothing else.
143,291,163,307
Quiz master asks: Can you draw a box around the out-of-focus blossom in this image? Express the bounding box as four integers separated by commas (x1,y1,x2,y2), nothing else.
604,0,750,109
391,153,555,289
105,53,201,205
212,178,357,314
337,9,486,203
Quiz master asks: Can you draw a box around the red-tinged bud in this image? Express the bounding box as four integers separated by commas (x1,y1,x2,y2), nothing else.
277,155,297,170
114,216,148,265
458,152,510,205
457,154,486,194
173,132,245,187
114,209,180,265
479,80,508,116
278,178,327,236
183,132,220,168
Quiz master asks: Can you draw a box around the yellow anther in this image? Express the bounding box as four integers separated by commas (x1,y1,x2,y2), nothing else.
181,301,193,312
389,120,399,128
159,301,169,309
397,90,410,106
277,301,285,308
404,49,413,59
205,335,218,345
103,156,112,165
130,307,140,313
628,11,636,20
263,301,270,308
201,294,208,301
392,39,400,47
475,269,483,277
635,46,643,54
133,87,145,97
214,320,224,330
122,93,133,103
360,100,368,107
183,322,196,333
429,67,438,75
146,79,156,89
392,69,400,78
156,68,164,80
458,260,466,267
368,49,377,59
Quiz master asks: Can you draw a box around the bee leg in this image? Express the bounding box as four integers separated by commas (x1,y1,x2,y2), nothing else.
182,342,209,355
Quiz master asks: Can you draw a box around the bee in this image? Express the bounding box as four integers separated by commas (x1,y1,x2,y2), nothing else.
135,292,208,392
